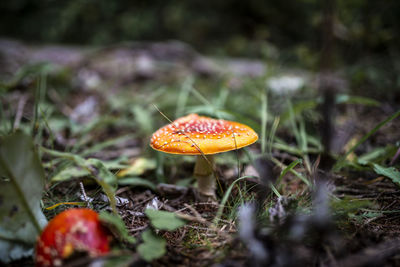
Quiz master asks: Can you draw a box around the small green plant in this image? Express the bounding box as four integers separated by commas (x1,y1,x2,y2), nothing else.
138,209,186,262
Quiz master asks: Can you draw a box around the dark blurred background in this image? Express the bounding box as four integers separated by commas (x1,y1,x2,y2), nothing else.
2,0,399,57
1,0,400,99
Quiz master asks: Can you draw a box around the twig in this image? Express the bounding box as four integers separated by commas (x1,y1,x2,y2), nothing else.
184,203,204,218
175,211,210,226
13,94,28,130
390,147,400,165
129,225,148,233
79,181,90,207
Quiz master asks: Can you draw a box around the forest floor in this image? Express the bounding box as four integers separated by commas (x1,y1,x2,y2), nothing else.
1,40,400,266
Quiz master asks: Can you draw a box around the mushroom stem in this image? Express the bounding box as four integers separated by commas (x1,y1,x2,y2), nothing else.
194,154,216,200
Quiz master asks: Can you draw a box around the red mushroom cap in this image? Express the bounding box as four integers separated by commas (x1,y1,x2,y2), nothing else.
150,114,258,155
35,208,110,267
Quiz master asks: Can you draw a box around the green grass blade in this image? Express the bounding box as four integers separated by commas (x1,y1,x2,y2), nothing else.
270,157,311,187
335,109,400,171
175,77,193,118
279,158,303,181
213,176,254,225
260,90,268,154
267,116,280,156
269,182,282,198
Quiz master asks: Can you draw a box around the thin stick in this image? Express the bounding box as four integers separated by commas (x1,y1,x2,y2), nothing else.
13,94,28,130
79,181,90,207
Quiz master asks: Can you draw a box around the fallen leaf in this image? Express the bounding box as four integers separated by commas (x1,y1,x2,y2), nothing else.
145,209,186,231
117,158,156,177
137,230,166,262
0,132,47,263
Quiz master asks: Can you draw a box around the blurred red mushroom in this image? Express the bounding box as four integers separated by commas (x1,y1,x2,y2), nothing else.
150,114,258,200
35,208,111,267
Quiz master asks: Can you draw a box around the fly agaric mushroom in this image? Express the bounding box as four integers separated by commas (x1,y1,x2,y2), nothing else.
150,114,258,200
35,208,111,267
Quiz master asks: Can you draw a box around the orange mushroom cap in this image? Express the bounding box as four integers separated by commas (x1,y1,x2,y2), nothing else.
35,208,111,267
150,114,258,155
